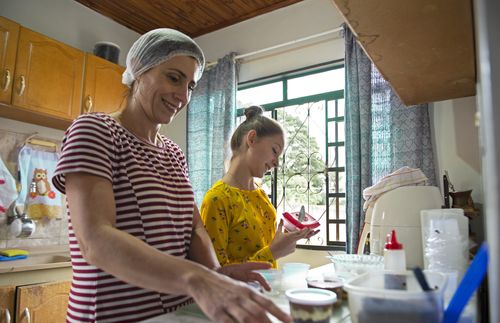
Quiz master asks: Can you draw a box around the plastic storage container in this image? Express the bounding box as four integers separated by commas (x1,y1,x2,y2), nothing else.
253,269,282,296
343,270,447,323
285,288,337,323
282,211,320,232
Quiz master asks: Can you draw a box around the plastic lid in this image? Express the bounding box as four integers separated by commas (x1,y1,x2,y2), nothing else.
385,230,403,250
285,288,337,305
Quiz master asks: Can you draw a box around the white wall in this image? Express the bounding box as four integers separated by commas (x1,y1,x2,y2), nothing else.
432,96,484,242
432,96,483,204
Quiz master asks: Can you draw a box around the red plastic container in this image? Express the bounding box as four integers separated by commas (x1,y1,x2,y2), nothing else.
283,211,320,232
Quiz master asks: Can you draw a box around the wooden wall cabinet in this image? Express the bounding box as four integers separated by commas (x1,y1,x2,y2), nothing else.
1,281,70,323
0,15,127,130
0,17,19,106
0,17,84,129
83,53,127,114
331,0,475,105
0,285,15,323
12,28,84,120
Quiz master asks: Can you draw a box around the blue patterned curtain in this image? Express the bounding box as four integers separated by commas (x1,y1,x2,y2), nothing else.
344,25,373,254
187,53,239,206
344,26,436,253
370,68,436,185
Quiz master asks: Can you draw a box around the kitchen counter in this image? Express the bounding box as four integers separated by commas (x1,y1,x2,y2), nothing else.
0,245,71,274
141,263,352,323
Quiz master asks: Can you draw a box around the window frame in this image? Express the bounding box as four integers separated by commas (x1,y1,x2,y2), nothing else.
237,60,346,251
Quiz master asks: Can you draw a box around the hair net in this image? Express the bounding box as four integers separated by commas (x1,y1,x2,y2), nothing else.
122,28,205,87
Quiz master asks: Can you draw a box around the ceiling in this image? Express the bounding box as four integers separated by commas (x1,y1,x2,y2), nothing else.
74,0,303,38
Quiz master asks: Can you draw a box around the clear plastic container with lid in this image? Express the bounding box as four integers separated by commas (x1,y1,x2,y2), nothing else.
285,288,337,323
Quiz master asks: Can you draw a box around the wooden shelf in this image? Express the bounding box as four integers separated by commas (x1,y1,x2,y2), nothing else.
331,0,476,105
0,102,71,130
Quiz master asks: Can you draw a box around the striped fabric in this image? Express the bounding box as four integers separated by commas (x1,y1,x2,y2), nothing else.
53,113,194,322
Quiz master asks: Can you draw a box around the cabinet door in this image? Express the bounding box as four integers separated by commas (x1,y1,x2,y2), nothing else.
83,53,127,114
0,285,15,323
16,281,70,323
0,16,20,104
12,27,84,120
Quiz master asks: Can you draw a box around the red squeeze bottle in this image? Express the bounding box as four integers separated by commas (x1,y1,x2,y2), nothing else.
384,230,407,290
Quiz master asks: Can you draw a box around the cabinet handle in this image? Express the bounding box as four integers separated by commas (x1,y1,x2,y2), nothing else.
5,308,11,323
16,75,26,96
85,95,93,113
21,308,30,323
1,69,11,91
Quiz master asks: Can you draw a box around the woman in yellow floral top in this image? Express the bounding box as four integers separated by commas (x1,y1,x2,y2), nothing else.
201,106,314,268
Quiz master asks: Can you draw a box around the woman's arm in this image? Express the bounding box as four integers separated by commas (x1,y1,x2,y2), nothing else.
66,172,289,323
189,205,272,289
66,172,207,294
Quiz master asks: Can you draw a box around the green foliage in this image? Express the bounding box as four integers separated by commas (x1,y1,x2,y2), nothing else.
273,110,326,206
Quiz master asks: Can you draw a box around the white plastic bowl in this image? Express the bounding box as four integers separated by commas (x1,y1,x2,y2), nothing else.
327,254,384,275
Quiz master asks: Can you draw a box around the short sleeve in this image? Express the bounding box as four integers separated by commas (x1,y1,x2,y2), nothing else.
52,115,114,194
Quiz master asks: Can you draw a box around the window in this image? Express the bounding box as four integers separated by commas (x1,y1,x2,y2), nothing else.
236,61,346,250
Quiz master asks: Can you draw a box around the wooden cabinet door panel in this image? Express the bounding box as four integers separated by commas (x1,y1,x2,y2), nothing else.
13,28,83,120
83,54,127,114
0,285,15,323
16,281,70,323
0,16,20,104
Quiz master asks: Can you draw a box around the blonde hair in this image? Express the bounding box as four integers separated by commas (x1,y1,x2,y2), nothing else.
230,106,284,152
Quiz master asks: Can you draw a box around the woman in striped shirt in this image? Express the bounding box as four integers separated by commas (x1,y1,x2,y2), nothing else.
53,28,291,323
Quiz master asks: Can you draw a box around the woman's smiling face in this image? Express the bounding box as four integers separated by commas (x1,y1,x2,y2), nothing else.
133,55,200,125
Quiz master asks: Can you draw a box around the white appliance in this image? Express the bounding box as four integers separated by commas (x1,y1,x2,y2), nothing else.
357,186,442,268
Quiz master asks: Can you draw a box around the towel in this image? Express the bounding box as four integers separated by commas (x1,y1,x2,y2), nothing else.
0,156,17,215
15,146,62,220
362,166,428,211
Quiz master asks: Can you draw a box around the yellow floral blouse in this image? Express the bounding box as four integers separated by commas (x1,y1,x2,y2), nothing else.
200,180,277,268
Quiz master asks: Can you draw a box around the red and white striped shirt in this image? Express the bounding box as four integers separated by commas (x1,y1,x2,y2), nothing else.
53,113,194,322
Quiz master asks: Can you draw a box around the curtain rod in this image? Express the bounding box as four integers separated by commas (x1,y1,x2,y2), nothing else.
205,26,343,68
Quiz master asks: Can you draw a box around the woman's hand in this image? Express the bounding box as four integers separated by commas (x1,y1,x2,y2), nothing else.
218,261,272,291
269,220,314,259
188,269,292,323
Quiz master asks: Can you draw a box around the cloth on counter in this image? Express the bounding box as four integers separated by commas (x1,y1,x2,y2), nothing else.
362,166,428,211
0,254,28,261
16,146,62,220
0,156,17,215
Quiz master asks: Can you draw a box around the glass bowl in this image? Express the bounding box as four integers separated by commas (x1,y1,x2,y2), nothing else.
327,254,384,276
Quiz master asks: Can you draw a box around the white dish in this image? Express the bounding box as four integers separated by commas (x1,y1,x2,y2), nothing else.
326,254,384,275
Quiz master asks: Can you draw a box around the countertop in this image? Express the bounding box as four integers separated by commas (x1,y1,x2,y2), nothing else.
141,263,352,323
0,245,71,274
